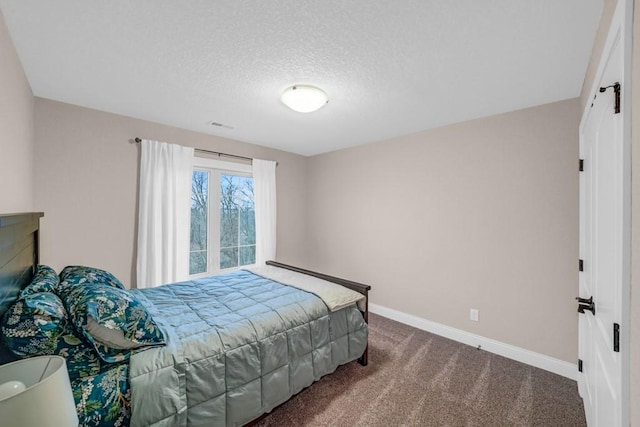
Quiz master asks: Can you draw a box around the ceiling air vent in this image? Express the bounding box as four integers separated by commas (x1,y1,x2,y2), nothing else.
209,121,235,130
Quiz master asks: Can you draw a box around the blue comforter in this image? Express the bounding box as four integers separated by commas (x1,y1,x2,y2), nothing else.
128,270,368,426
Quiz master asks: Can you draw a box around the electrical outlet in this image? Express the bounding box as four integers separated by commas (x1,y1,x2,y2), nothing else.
470,308,479,322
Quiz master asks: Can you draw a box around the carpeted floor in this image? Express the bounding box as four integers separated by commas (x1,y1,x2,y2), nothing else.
255,313,586,426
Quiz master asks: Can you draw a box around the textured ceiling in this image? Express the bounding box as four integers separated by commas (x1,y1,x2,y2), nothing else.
0,1,602,156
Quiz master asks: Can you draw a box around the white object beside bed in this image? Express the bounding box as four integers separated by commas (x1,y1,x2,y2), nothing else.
0,355,78,427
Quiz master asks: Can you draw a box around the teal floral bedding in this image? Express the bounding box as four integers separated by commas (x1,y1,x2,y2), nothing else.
61,283,165,363
57,332,102,381
1,292,68,355
19,265,60,297
0,267,132,427
72,363,130,427
59,265,126,292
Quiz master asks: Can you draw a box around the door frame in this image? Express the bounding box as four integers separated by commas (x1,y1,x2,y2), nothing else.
578,0,632,425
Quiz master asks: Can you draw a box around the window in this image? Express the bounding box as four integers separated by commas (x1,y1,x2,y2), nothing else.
189,158,255,276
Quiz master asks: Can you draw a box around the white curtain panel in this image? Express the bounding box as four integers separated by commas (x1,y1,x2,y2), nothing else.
253,159,277,265
136,140,194,288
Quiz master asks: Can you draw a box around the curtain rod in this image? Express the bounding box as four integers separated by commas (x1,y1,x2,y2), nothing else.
134,137,254,163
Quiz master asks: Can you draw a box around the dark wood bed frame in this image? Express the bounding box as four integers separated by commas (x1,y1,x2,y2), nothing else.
0,213,371,367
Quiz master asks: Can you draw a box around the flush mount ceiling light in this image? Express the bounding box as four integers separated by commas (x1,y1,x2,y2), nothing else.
280,85,328,113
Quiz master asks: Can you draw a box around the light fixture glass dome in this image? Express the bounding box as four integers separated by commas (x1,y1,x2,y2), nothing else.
281,85,328,113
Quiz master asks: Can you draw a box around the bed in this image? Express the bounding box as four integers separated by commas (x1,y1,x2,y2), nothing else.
0,212,370,426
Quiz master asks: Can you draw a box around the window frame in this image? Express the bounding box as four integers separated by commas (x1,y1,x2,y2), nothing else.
190,157,255,278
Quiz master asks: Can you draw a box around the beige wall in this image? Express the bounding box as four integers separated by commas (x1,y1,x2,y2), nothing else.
33,98,308,287
0,9,33,212
305,98,580,363
631,1,639,424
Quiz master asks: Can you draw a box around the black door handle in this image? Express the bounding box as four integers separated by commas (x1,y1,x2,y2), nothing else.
576,296,595,315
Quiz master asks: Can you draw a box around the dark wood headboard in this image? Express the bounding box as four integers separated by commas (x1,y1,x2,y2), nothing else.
0,212,43,364
0,212,43,317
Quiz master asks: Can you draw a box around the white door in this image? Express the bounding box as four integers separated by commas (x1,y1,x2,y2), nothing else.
578,0,631,425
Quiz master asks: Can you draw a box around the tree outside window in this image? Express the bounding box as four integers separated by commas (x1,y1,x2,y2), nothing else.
189,169,255,276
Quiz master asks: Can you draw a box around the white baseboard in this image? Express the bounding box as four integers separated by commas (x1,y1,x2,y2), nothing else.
369,303,577,380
